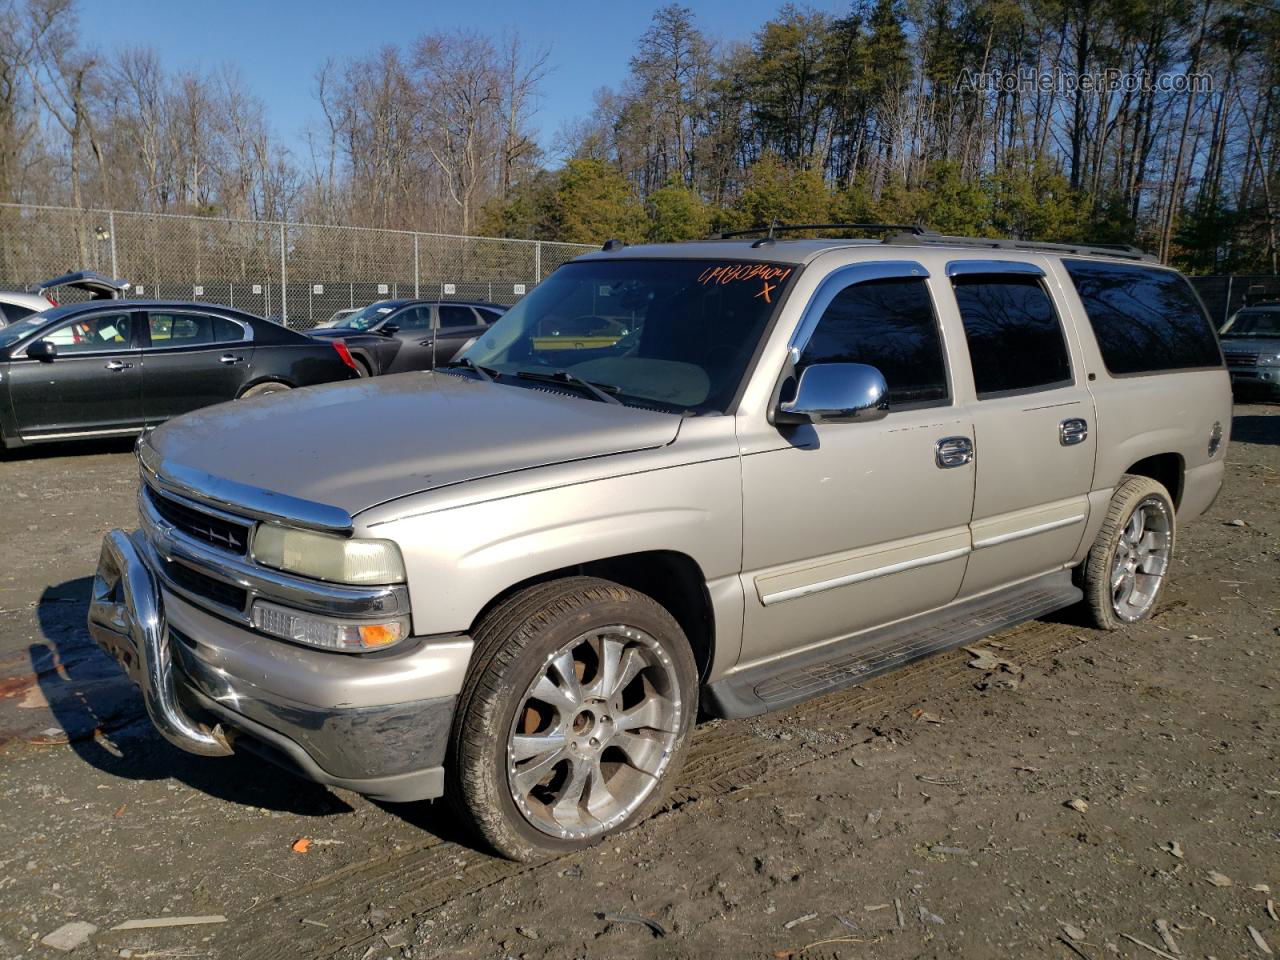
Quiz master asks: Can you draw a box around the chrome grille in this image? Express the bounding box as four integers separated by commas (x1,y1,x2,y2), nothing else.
1223,351,1260,367
145,486,252,555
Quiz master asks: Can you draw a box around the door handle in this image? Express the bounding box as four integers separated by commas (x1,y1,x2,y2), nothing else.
104,360,133,371
935,436,973,468
219,354,243,365
1059,417,1088,446
417,338,435,347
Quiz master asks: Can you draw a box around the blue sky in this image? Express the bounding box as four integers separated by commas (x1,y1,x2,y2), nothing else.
79,0,852,167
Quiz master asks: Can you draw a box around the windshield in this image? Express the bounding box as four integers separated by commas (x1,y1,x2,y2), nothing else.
460,259,798,413
0,313,52,349
314,302,396,330
1221,308,1280,338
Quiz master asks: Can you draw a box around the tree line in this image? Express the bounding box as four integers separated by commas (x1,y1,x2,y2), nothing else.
1,0,1277,273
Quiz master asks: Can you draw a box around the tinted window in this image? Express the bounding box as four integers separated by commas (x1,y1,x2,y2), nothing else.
148,312,243,347
953,276,1071,397
1,302,36,324
475,308,503,324
1064,260,1221,374
438,305,476,327
41,313,133,353
392,306,431,330
797,277,949,406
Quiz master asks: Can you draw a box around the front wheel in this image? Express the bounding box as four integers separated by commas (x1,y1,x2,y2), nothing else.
446,577,698,861
1078,475,1176,630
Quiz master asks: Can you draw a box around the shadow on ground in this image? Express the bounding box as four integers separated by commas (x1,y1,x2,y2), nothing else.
1230,414,1280,446
28,577,354,817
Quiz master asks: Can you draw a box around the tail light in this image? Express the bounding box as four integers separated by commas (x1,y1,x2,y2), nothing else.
45,295,58,306
332,340,358,373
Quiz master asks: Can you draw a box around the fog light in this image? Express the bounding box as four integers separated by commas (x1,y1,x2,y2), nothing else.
252,600,406,652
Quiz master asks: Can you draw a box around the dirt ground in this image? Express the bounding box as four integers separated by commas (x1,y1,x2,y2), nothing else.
0,405,1276,960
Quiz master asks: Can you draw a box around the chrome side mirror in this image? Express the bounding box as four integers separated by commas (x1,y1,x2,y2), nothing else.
777,362,889,425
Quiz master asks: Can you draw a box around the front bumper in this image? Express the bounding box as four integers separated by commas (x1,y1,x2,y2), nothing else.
88,529,472,802
1229,366,1280,392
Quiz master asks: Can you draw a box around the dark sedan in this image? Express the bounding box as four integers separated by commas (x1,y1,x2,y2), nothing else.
0,300,359,448
309,299,506,376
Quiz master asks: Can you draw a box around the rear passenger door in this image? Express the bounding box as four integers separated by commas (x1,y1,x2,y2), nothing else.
141,310,255,422
943,261,1097,598
430,304,487,365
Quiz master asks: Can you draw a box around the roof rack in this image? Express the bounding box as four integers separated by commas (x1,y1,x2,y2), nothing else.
880,231,1158,263
710,222,929,241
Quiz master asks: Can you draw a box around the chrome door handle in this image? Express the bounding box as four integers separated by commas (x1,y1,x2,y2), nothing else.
1059,417,1088,446
935,436,973,468
219,354,243,365
104,360,133,371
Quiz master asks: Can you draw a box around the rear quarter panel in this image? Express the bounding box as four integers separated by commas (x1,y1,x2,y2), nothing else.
1045,259,1231,537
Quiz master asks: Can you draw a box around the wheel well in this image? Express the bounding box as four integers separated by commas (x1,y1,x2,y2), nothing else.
471,551,715,680
1124,453,1185,508
238,377,293,397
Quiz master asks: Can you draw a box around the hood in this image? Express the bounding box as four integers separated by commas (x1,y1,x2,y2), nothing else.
145,372,681,518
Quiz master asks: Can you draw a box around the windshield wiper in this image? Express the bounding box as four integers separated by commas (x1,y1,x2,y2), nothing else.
515,369,621,404
443,357,499,382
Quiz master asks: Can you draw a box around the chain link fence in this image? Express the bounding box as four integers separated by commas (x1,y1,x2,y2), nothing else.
1190,274,1280,327
0,203,594,328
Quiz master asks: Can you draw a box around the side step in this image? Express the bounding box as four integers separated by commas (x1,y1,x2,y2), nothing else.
704,570,1082,719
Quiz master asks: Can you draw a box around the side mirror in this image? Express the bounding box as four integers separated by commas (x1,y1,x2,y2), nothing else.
380,323,400,335
777,362,889,425
27,339,57,362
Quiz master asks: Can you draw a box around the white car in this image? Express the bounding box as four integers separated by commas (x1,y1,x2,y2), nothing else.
0,291,54,326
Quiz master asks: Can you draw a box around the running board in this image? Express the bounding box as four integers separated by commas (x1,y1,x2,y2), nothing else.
704,570,1082,719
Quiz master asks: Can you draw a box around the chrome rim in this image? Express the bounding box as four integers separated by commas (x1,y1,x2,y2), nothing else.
506,625,683,841
1110,498,1172,621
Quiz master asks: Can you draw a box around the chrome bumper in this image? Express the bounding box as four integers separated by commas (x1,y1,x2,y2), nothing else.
88,529,234,757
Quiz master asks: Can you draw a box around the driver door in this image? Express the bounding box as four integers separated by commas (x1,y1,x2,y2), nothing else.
7,310,144,439
381,305,436,372
737,268,975,664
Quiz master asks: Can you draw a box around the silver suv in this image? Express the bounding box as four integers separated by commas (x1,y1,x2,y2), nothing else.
89,228,1230,861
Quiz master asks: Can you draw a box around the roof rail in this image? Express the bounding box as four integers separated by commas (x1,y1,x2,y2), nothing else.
880,231,1158,263
710,222,931,241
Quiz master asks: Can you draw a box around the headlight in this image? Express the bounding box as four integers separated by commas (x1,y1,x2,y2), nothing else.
251,523,406,585
252,600,407,652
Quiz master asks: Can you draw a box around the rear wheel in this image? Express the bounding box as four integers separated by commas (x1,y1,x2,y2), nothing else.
447,577,697,861
1079,475,1176,630
239,381,292,399
354,357,372,378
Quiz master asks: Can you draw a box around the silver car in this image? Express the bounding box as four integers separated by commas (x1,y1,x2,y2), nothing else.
89,229,1230,861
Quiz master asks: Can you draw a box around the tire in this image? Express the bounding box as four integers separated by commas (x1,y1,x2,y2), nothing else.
1078,474,1176,630
446,576,698,861
354,358,372,378
239,381,292,399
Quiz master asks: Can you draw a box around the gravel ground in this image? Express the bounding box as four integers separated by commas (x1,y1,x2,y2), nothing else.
0,404,1275,960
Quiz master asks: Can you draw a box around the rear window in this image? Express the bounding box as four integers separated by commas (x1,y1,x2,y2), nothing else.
1,302,37,324
1063,260,1221,374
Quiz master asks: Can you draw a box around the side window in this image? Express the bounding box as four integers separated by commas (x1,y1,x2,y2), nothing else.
147,312,221,347
438,304,476,327
952,275,1072,397
475,308,502,324
394,306,431,331
797,277,949,407
212,316,248,342
1,302,36,324
1063,260,1222,374
41,313,134,353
